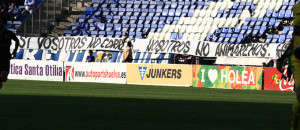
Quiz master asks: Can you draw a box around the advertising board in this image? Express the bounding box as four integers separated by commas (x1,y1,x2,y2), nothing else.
193,65,262,90
127,64,192,86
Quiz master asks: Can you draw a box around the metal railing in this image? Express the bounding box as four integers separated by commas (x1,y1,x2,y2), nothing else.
17,0,86,37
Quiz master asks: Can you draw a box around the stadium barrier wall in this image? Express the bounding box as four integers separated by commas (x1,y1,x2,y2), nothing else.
64,62,127,84
8,59,294,91
127,64,192,86
264,67,294,91
193,65,263,90
8,60,64,81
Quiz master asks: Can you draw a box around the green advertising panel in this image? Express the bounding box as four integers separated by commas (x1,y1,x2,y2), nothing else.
193,65,262,90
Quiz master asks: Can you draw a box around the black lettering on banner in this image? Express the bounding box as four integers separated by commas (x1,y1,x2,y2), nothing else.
146,39,155,52
146,69,151,78
238,44,245,56
215,43,222,56
37,37,44,49
228,44,235,56
79,37,86,49
26,37,31,49
177,69,182,79
152,69,157,78
176,41,184,53
87,37,95,48
276,43,288,57
261,44,269,57
160,40,168,52
167,69,171,78
224,44,229,56
242,44,248,56
114,39,121,50
196,41,210,57
43,37,52,49
101,38,109,48
19,37,26,48
64,37,72,50
58,38,64,50
106,39,114,49
154,40,161,53
162,69,167,78
233,44,239,56
171,41,180,52
171,69,176,78
94,37,102,48
247,44,253,56
183,41,190,53
253,44,261,56
167,40,176,51
118,39,125,49
51,37,59,50
73,37,81,49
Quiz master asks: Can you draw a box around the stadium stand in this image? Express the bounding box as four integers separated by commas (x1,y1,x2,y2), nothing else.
64,0,297,44
3,0,43,32
9,0,299,64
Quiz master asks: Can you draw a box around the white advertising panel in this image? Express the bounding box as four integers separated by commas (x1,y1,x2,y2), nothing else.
8,60,63,81
64,62,127,84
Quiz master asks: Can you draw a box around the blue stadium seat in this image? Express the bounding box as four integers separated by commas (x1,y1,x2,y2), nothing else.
71,22,79,30
279,34,286,43
278,10,285,19
89,23,97,30
243,17,251,26
175,9,182,17
269,18,276,27
141,1,149,8
129,31,135,38
91,30,98,37
274,20,282,29
230,34,238,43
171,1,178,9
232,2,239,9
98,31,106,37
249,17,257,27
286,34,293,42
149,1,156,9
252,26,260,37
236,34,244,43
258,26,266,37
272,11,278,18
272,35,279,43
106,23,114,31
97,23,105,30
82,30,90,36
72,30,80,36
265,35,273,43
217,33,226,43
224,34,232,43
64,30,72,36
169,9,175,16
78,15,85,23
162,9,169,16
80,23,89,30
285,10,292,19
240,26,248,34
282,26,289,34
188,9,194,17
84,7,94,15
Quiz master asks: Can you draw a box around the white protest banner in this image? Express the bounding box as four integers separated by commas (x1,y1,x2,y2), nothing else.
14,36,289,59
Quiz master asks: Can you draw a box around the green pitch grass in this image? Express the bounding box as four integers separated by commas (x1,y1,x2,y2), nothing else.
0,80,295,129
